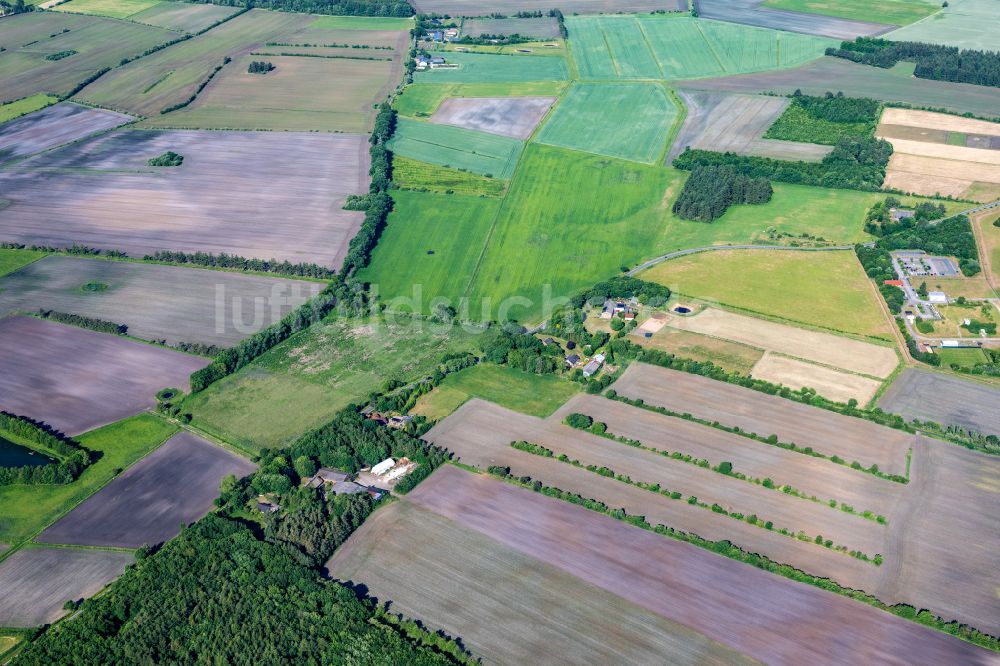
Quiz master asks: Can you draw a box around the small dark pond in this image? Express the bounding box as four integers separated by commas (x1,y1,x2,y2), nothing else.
0,436,55,468
673,306,692,314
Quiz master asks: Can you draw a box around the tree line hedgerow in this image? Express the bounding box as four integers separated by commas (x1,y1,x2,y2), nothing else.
673,135,893,192
37,309,127,336
671,165,772,222
184,0,413,17
0,412,91,487
827,38,1000,89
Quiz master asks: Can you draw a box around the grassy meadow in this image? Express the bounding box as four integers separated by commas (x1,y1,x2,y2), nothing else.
413,51,569,83
0,94,59,124
534,82,678,164
436,364,580,417
0,249,47,278
309,15,413,30
53,0,161,19
392,155,507,197
0,414,177,548
184,314,483,452
640,249,891,338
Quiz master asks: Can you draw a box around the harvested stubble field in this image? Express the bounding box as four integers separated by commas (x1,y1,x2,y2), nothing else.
413,52,568,83
0,12,175,103
185,314,483,451
567,16,835,81
749,352,883,404
125,2,241,33
611,363,911,474
0,256,323,348
0,315,207,435
878,368,1000,437
553,392,904,514
679,57,1000,120
76,10,309,116
693,0,893,39
402,465,996,664
0,546,134,627
137,53,398,132
411,0,683,13
631,323,765,374
885,0,998,50
427,399,887,589
461,17,561,39
640,249,896,343
0,130,369,266
0,102,132,163
877,108,1000,201
670,91,832,162
38,432,255,548
327,499,756,665
388,117,524,178
429,96,554,140
534,82,676,164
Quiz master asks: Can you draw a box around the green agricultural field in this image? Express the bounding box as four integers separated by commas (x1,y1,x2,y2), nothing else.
0,94,59,124
392,155,507,196
0,12,175,103
640,248,891,338
445,41,566,57
388,118,524,179
394,81,568,117
0,249,47,278
534,82,677,164
938,347,990,368
77,9,308,116
184,314,483,452
567,16,834,81
885,0,997,49
308,15,413,30
53,0,161,20
463,144,683,324
0,414,177,548
763,0,941,26
413,52,569,83
360,190,500,312
436,364,579,417
126,2,241,33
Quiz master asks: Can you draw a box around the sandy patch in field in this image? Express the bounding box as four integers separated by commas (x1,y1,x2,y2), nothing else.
430,96,556,139
666,307,897,378
750,352,882,405
880,108,1000,136
637,317,667,334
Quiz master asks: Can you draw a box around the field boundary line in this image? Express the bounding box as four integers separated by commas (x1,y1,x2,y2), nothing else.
160,412,257,460
636,19,666,79
599,26,620,79
693,21,726,74
659,86,686,165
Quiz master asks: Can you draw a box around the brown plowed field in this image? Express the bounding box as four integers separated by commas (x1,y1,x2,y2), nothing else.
552,393,905,515
426,399,882,589
327,500,756,665
430,96,555,139
0,546,134,627
37,432,255,548
0,130,368,267
0,315,208,435
0,102,132,163
0,256,323,348
878,368,1000,437
611,363,912,475
398,465,997,664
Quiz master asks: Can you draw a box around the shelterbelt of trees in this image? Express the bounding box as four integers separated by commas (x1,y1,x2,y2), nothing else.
828,38,1000,89
186,0,414,17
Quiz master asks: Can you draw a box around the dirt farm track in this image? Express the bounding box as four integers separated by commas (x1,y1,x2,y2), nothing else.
334,465,998,665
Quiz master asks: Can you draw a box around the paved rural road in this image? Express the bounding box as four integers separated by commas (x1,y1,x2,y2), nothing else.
626,244,853,276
